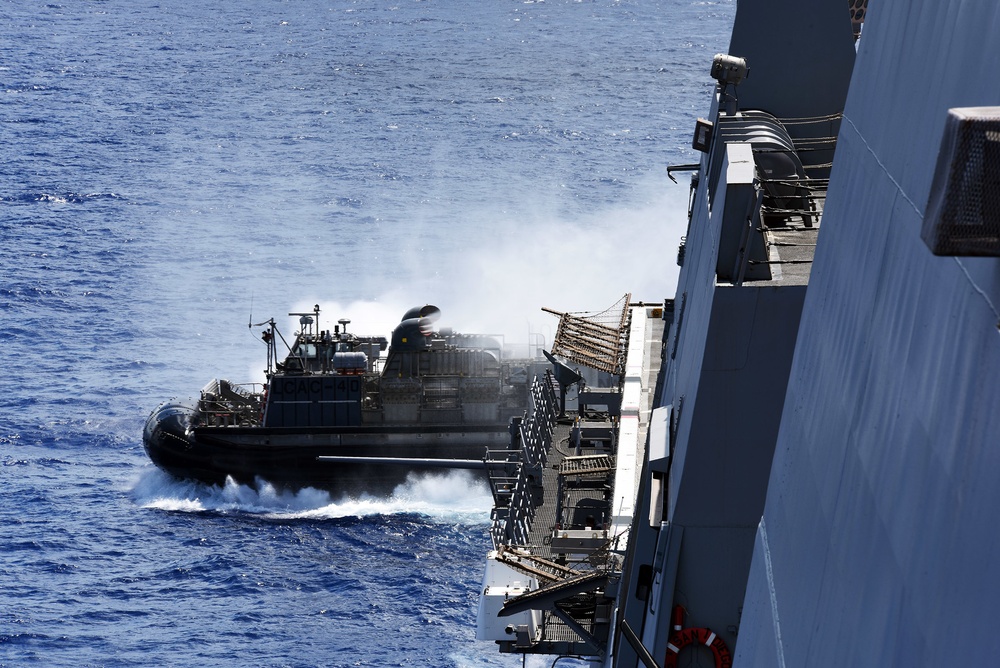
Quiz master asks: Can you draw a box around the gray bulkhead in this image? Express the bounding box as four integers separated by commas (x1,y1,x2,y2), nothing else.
736,0,1000,666
614,1,856,665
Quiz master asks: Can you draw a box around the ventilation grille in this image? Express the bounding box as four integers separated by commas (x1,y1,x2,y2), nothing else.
922,107,1000,256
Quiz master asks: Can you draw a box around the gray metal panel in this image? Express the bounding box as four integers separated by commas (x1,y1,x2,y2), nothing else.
263,374,363,427
647,406,670,474
640,522,683,663
613,468,665,668
671,526,758,649
736,0,1000,666
726,0,855,120
714,143,771,282
646,286,803,661
669,285,805,528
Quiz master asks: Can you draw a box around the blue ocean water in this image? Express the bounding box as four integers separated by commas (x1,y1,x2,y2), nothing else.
1,1,732,666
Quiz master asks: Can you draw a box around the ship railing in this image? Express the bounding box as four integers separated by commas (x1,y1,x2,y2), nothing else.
525,372,559,473
198,405,261,427
487,447,538,548
709,112,839,234
486,372,559,550
489,467,537,548
198,381,264,427
754,113,837,229
489,512,506,548
519,411,547,472
721,145,832,284
485,448,522,507
777,112,842,174
757,176,829,229
530,371,559,432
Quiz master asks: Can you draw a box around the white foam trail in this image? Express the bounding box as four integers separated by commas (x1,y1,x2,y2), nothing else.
449,650,592,668
130,467,493,523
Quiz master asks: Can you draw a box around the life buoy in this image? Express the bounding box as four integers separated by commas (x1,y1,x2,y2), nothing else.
664,606,732,668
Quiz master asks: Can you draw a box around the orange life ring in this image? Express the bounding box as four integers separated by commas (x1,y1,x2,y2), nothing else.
664,614,732,668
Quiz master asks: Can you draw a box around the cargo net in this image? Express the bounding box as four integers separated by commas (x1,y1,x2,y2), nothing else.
547,293,631,376
922,108,1000,256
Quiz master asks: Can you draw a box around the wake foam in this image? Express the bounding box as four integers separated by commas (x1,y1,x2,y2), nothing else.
130,467,494,523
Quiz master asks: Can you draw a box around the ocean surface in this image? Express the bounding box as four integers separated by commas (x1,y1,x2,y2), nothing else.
0,1,733,666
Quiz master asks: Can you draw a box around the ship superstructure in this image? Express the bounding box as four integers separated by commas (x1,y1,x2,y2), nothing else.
479,0,1000,665
476,295,664,657
613,3,857,665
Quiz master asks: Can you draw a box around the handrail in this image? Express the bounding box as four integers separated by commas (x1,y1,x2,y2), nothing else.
619,620,662,668
487,371,559,549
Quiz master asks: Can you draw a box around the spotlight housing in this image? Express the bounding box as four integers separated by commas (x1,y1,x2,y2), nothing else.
711,54,749,86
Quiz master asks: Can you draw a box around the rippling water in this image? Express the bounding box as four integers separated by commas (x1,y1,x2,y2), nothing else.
1,1,733,665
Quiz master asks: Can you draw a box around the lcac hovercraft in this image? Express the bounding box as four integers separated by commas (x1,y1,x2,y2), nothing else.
143,304,541,495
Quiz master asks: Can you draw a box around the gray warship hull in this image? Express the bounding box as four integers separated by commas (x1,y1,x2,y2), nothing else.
475,0,1000,666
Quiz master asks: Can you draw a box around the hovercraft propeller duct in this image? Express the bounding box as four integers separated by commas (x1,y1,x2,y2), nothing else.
392,304,442,349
